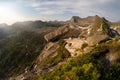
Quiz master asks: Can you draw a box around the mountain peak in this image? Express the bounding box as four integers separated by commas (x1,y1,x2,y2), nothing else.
67,15,101,28
70,16,81,23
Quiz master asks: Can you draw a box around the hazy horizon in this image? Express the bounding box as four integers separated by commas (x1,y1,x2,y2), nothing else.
0,0,120,25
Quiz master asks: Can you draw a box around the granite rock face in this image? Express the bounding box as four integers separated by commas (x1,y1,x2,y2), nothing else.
87,34,108,46
44,25,70,42
67,15,97,27
44,15,119,42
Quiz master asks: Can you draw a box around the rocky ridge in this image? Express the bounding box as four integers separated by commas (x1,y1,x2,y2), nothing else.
7,15,120,80
44,15,119,43
30,15,120,77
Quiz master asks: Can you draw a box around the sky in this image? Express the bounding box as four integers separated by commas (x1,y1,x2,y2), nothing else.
0,0,120,25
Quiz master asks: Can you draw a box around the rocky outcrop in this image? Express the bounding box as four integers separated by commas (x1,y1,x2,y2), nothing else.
44,15,120,42
87,34,108,46
44,15,99,42
65,38,86,56
70,16,81,23
109,21,120,34
67,15,98,28
70,15,96,24
37,42,59,63
44,25,70,42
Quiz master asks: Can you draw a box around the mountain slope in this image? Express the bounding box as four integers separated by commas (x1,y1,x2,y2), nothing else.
0,15,120,80
32,15,120,80
0,20,62,79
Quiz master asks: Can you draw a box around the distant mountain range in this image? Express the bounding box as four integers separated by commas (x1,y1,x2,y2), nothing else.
0,20,63,39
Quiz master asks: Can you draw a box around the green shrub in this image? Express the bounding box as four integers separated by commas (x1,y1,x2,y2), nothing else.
104,63,120,80
58,39,66,46
81,43,88,50
57,39,70,59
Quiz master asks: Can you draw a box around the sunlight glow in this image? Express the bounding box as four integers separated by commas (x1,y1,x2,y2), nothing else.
0,5,24,25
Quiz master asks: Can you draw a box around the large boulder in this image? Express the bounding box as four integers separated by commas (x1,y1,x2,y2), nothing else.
87,34,108,46
44,25,70,42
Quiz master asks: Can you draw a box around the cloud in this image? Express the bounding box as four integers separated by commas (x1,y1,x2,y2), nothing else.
31,2,40,7
16,0,120,21
28,0,114,14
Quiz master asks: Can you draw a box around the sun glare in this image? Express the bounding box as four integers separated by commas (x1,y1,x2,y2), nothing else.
0,5,21,24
